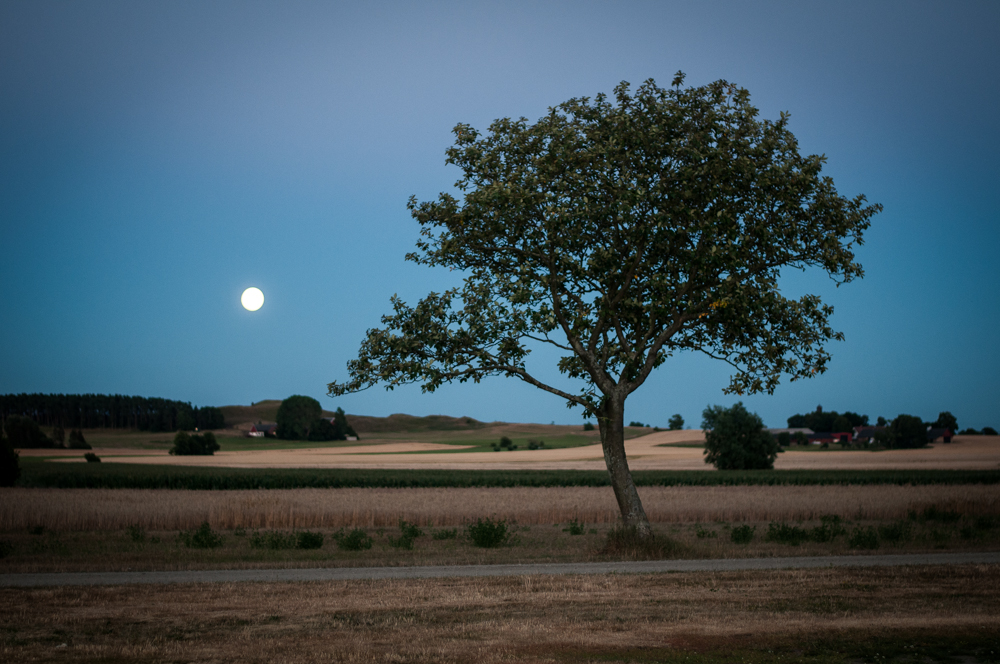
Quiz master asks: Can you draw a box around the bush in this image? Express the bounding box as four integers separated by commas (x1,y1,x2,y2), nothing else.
810,515,846,542
389,520,424,549
848,526,879,549
702,402,780,470
467,517,510,548
0,539,13,559
0,435,20,487
181,522,223,548
170,431,219,456
694,524,717,539
334,528,373,551
276,395,322,440
84,452,101,463
432,528,458,540
499,436,513,449
765,522,811,546
126,525,146,543
527,439,544,450
3,415,53,448
250,530,297,549
982,427,998,436
776,432,791,447
296,531,324,549
68,429,90,449
886,414,927,449
563,519,585,535
730,524,756,544
878,521,911,543
583,422,595,431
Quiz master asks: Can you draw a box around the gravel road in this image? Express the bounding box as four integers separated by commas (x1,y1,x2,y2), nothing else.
3,551,998,587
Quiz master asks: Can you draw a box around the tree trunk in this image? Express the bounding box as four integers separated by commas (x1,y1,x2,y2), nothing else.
597,397,651,538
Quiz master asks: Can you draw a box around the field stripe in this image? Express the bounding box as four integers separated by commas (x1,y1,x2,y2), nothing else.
3,551,999,587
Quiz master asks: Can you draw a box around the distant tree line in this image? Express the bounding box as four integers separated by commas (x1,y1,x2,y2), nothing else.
0,393,225,432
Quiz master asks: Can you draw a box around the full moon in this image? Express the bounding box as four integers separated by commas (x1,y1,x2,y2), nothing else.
241,287,264,311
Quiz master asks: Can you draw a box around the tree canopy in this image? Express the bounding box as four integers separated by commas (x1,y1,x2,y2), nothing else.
276,395,323,441
702,402,779,470
329,74,879,535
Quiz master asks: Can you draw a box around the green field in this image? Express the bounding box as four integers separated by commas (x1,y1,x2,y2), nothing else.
15,457,1000,490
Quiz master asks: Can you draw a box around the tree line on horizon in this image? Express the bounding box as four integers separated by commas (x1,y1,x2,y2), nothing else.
0,393,224,432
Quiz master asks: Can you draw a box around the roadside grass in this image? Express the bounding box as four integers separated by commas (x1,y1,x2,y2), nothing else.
2,566,998,663
1,510,997,574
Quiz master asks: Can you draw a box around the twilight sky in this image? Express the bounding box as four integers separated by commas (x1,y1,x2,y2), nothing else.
2,1,998,430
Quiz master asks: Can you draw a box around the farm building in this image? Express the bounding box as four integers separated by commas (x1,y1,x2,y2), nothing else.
248,423,277,438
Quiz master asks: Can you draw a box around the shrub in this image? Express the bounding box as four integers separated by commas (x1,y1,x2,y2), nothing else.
467,517,510,548
776,432,791,447
389,519,424,549
810,515,846,542
702,402,780,470
170,431,219,456
68,429,91,449
766,522,811,546
602,525,679,559
250,530,297,549
730,524,756,544
499,436,513,449
848,526,879,549
181,522,223,548
878,521,911,543
84,452,101,463
583,422,595,431
912,505,961,524
527,439,545,450
334,528,373,551
432,528,458,540
983,426,998,436
296,531,324,549
695,524,717,539
0,435,20,487
3,415,53,448
0,539,13,559
126,525,146,543
563,519,585,535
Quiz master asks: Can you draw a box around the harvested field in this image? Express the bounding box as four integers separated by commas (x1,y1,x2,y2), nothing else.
26,432,1000,471
2,565,998,663
3,484,997,531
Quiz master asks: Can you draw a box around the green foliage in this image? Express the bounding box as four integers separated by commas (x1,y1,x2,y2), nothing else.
180,522,223,549
932,411,958,432
169,431,219,456
910,505,961,524
730,524,756,544
249,530,297,549
765,522,811,546
499,436,513,449
3,415,53,448
0,434,20,487
583,422,595,431
51,425,65,446
466,517,510,548
334,528,373,551
776,431,791,447
810,515,846,542
848,526,879,549
787,407,868,431
563,519,585,535
296,530,324,549
68,429,90,449
628,421,646,428
694,524,717,539
527,439,544,450
126,525,147,543
878,521,911,543
432,528,458,540
389,519,424,549
276,395,322,440
667,414,684,431
884,414,928,449
307,417,338,441
982,426,998,436
702,402,779,470
83,452,101,463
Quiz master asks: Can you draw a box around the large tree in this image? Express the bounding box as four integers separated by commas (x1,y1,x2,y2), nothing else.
329,75,879,537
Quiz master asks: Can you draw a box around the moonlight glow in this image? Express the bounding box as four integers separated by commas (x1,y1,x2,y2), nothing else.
241,287,264,311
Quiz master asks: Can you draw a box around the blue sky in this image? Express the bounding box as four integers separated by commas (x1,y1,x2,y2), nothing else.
2,1,997,430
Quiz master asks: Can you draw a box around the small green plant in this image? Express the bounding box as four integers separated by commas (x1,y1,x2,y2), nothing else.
296,531,324,549
766,522,811,546
334,528,373,551
233,527,247,537
878,521,911,543
730,524,755,544
848,526,879,549
181,522,223,549
84,452,101,463
810,515,846,542
399,520,423,539
563,519,585,535
249,530,297,549
126,525,147,543
467,517,510,548
694,524,717,539
432,528,458,540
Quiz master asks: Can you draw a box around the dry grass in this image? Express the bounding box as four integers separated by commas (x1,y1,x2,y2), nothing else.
2,565,998,663
2,484,997,532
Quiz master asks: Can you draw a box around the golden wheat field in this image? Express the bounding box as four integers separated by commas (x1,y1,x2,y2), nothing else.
2,484,997,531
